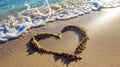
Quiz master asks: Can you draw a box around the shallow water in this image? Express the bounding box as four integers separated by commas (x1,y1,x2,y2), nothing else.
0,0,63,20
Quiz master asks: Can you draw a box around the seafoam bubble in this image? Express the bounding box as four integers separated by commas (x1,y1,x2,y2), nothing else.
12,5,15,8
24,3,31,10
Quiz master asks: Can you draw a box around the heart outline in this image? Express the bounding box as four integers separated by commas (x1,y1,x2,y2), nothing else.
30,25,89,59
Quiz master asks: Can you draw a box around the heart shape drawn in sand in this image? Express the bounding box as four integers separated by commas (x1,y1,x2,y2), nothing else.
30,25,89,60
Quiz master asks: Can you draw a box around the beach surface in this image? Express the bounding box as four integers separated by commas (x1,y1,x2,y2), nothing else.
0,7,120,67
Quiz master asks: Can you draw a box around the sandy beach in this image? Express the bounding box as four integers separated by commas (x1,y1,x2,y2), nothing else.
0,7,120,67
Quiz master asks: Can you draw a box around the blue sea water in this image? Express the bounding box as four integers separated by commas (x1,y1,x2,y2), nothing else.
0,0,63,20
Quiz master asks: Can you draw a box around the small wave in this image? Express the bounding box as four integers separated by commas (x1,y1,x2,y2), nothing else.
0,0,63,19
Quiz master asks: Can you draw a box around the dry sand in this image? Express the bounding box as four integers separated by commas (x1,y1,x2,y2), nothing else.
0,7,120,67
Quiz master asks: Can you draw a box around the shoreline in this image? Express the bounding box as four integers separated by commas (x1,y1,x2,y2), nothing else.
0,7,120,67
0,0,120,23
0,0,120,67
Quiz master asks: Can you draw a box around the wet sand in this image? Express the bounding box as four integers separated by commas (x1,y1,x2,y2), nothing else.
0,7,120,67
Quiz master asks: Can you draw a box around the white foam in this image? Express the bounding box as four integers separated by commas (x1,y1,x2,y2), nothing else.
0,0,120,42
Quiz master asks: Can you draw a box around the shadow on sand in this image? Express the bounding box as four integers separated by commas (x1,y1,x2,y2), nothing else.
26,25,89,67
26,41,82,67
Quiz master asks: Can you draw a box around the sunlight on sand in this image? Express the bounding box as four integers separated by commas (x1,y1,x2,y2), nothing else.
87,7,120,32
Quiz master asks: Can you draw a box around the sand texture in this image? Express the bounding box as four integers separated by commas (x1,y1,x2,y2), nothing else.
0,7,120,67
